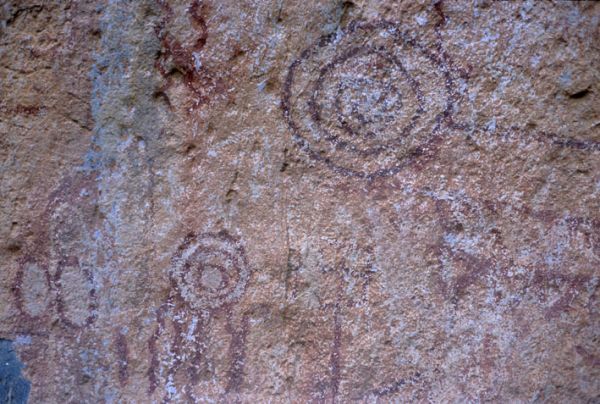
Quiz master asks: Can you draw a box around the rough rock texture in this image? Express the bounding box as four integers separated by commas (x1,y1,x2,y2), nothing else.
1,0,599,402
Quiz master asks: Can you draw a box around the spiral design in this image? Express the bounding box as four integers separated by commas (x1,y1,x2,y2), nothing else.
282,20,456,178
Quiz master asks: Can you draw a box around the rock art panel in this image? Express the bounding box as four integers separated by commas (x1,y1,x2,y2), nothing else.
1,0,599,402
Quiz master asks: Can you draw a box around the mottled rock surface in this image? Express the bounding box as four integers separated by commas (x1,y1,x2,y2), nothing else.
1,0,599,402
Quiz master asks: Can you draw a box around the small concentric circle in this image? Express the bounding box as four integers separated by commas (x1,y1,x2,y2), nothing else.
170,231,250,311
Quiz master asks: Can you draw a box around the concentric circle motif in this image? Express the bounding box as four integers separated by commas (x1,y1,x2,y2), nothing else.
282,20,456,178
170,231,250,311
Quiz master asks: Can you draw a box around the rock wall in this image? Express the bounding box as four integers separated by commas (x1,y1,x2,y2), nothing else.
1,0,599,402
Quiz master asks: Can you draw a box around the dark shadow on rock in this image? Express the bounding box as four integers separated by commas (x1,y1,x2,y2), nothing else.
0,339,31,404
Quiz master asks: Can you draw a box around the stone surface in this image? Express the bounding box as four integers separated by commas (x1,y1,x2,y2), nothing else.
1,0,599,402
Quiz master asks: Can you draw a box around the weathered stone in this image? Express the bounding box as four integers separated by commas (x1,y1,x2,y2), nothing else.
1,0,599,402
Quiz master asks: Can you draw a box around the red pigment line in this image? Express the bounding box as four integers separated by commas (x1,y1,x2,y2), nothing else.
183,315,208,403
12,254,52,325
225,314,250,395
165,307,184,398
0,104,44,115
53,256,98,331
115,329,129,386
147,301,169,394
367,372,422,398
434,1,446,28
513,126,600,152
188,0,208,51
575,346,600,368
330,302,342,402
329,268,346,403
187,317,208,386
471,123,600,153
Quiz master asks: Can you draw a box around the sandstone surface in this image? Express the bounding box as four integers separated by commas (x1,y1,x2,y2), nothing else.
1,0,599,402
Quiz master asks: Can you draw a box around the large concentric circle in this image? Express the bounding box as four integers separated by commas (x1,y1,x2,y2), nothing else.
170,231,250,311
282,20,456,178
